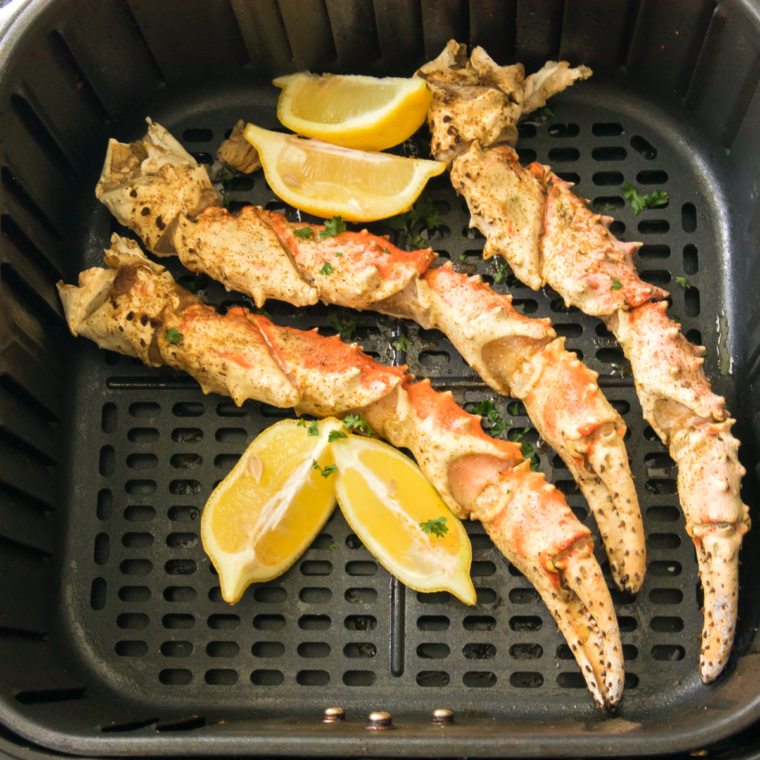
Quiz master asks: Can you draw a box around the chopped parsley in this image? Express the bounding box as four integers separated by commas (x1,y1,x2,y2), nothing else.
621,183,669,214
335,251,343,257
701,348,708,357
319,216,346,238
222,194,232,210
541,106,554,118
256,306,272,319
312,459,337,478
394,334,413,352
508,402,521,416
611,277,623,290
328,430,347,443
385,196,441,250
327,311,361,341
343,414,375,436
459,234,468,240
494,259,511,284
594,201,617,212
671,314,681,324
319,261,334,276
419,516,448,538
459,253,468,262
328,543,336,551
181,274,207,293
473,399,507,437
298,419,320,436
293,227,313,239
381,247,391,254
512,426,539,471
675,276,689,288
166,328,183,344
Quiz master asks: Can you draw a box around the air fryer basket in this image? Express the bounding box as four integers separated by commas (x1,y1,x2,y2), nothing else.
0,0,760,756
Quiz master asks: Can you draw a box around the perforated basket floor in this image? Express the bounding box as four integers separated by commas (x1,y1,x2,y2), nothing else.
46,81,739,743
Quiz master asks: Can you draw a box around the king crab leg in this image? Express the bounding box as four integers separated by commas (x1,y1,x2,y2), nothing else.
417,40,750,682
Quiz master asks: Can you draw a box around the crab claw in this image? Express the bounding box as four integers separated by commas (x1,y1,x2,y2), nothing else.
459,461,624,709
670,418,750,682
508,336,646,595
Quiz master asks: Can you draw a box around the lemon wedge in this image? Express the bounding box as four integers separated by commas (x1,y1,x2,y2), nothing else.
201,418,342,603
243,123,446,222
273,73,433,151
332,434,476,605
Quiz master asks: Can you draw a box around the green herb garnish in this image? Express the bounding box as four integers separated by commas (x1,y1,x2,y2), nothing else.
542,106,554,118
312,459,337,478
256,307,272,319
327,311,361,341
621,183,669,214
385,196,441,250
293,227,313,239
611,277,623,290
420,516,448,538
166,328,183,344
675,276,689,288
343,414,375,436
394,334,413,352
319,216,346,238
671,314,681,324
335,251,343,257
473,399,507,436
328,430,348,443
307,420,320,437
494,259,511,284
319,261,334,275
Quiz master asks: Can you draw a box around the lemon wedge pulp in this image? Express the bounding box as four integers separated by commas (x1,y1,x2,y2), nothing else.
274,73,433,151
201,418,342,603
332,434,476,605
243,123,445,222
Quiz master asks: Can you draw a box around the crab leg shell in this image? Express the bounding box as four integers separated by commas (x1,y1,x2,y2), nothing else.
609,303,750,680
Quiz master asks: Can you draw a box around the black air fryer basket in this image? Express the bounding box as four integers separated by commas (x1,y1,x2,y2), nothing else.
1,0,760,756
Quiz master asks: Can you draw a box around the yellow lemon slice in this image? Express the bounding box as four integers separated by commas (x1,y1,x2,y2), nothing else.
201,418,343,603
244,123,446,222
274,72,433,151
331,434,476,605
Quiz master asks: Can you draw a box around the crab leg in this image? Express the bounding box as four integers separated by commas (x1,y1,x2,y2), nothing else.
93,122,644,595
59,235,625,709
418,40,750,681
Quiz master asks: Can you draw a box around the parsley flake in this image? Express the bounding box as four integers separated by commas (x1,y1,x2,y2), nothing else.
494,260,512,284
675,276,689,289
307,420,320,437
335,251,343,257
343,414,375,436
319,261,334,276
611,277,623,290
166,328,183,344
621,183,669,214
256,306,272,319
312,459,337,478
459,253,468,262
327,311,361,341
473,400,507,437
508,402,521,416
319,216,346,238
459,234,468,240
420,516,448,538
385,196,441,250
381,247,391,254
328,430,347,443
394,334,413,352
328,543,336,551
671,314,681,324
541,106,554,118
293,227,313,239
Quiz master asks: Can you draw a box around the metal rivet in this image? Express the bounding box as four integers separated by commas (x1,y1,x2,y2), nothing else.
366,711,394,730
322,707,345,723
431,708,454,726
